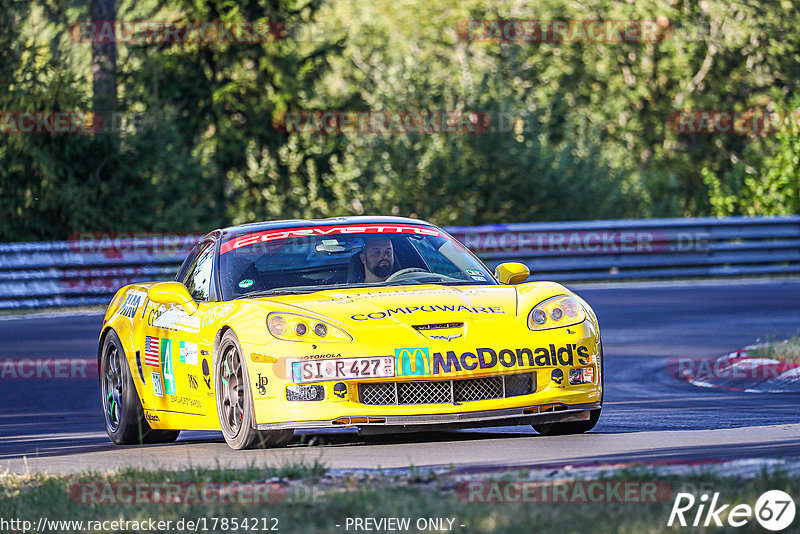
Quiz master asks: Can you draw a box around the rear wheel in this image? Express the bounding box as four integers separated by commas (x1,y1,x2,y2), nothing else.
101,330,180,445
215,330,293,449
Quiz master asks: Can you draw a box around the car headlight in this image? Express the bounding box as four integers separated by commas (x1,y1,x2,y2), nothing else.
267,313,352,342
528,295,585,331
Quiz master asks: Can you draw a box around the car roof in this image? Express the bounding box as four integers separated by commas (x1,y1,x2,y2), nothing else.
217,216,439,240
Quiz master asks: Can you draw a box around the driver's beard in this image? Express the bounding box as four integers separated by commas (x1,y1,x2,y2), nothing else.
371,261,392,278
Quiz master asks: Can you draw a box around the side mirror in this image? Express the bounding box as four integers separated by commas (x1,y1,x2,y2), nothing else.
494,262,530,285
147,282,199,315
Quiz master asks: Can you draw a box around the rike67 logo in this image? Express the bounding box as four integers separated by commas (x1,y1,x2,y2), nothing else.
668,490,796,531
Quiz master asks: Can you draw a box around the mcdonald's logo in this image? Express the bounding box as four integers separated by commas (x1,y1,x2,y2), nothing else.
394,347,431,376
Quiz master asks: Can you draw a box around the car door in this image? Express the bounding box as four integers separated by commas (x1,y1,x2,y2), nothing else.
140,239,216,419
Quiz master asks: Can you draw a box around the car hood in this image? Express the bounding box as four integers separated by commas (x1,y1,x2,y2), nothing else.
252,282,568,328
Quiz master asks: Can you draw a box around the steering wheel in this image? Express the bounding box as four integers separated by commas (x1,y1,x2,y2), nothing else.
385,267,428,283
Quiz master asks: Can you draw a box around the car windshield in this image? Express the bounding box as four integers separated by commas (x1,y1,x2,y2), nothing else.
218,223,496,299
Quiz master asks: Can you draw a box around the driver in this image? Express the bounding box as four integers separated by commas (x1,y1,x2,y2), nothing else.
360,236,394,282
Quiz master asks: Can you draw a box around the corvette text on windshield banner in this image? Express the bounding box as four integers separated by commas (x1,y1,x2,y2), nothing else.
220,224,444,254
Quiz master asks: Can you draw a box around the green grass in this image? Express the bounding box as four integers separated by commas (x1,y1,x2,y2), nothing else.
1,462,798,533
747,332,800,364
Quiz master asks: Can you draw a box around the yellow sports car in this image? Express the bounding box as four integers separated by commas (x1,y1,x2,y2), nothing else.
99,217,603,449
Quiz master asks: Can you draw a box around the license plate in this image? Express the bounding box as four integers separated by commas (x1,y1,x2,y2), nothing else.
291,357,395,383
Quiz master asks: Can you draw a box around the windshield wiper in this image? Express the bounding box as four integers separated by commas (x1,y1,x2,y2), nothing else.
235,287,320,299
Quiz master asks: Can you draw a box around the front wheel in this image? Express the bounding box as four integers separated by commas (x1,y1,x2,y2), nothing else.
533,342,603,436
532,408,601,436
215,330,293,450
101,329,180,445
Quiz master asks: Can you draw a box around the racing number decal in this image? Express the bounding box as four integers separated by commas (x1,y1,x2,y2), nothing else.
160,339,177,395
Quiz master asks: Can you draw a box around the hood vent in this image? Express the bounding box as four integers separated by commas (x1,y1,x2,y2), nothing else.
413,322,465,331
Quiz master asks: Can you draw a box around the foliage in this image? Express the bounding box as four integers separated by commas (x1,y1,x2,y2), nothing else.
1,0,799,241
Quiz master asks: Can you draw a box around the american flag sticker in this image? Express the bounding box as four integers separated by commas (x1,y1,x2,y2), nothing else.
145,336,160,366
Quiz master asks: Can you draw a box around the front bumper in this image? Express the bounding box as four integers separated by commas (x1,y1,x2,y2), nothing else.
256,401,601,431
245,315,603,429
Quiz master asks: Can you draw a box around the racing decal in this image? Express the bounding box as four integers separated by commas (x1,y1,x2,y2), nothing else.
160,339,177,395
352,305,504,321
416,343,592,375
201,359,212,389
333,382,347,399
395,348,431,377
152,372,164,397
119,290,145,319
179,341,198,366
188,373,199,391
145,412,159,423
144,336,160,366
238,279,254,289
551,368,564,384
221,223,444,254
200,303,236,328
470,275,488,282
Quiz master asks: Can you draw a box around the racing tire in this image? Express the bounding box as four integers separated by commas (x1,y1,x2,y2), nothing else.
532,342,604,436
532,408,601,436
101,329,180,445
215,330,293,450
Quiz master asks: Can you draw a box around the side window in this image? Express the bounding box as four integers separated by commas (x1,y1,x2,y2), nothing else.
182,241,215,301
176,242,202,282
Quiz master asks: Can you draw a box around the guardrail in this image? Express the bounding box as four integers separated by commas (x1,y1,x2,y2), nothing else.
1,216,798,309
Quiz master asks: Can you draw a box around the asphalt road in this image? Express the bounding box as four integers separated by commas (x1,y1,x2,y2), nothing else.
2,279,800,474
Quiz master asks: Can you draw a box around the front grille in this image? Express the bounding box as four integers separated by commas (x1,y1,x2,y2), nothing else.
358,372,535,406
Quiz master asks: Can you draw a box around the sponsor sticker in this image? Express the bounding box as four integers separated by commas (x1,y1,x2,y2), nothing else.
152,372,164,397
352,304,504,321
255,373,268,395
179,341,198,365
395,347,431,377
394,343,594,377
238,279,254,289
119,290,146,319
